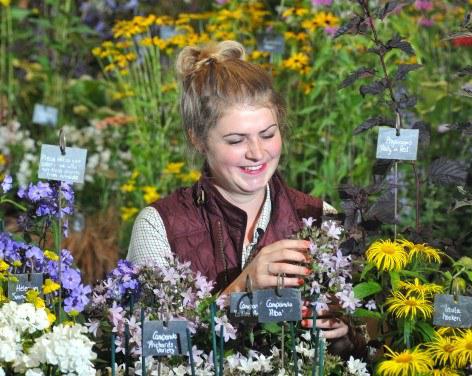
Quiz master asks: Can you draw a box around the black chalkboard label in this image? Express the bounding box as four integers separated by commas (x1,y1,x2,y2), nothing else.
257,34,285,54
230,292,259,319
433,294,472,328
142,320,188,357
7,273,43,303
256,288,302,323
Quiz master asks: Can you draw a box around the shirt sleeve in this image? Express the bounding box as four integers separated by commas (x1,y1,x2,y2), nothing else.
126,206,172,268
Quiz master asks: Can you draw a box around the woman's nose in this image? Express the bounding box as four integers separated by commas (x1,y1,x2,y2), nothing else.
246,139,264,160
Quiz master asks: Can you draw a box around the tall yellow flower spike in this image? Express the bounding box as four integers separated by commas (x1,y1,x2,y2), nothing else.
366,239,408,271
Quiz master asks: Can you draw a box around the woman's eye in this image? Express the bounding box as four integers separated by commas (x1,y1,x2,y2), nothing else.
226,139,243,145
261,133,275,139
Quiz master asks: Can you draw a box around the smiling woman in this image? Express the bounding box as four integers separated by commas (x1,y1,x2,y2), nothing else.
126,40,348,341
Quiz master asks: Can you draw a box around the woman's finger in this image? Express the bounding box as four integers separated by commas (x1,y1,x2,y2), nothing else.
300,318,349,339
253,275,302,289
266,262,310,277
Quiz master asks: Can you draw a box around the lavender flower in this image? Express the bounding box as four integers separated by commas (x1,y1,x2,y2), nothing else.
312,0,332,5
414,0,433,11
1,175,12,193
61,268,81,290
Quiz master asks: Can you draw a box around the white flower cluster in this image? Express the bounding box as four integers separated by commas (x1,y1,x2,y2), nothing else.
347,355,370,376
0,120,37,185
17,324,97,376
0,302,50,363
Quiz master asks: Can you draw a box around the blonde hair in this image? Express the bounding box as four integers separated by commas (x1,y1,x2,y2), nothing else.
175,40,286,149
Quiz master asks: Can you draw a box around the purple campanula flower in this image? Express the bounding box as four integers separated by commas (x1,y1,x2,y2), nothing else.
26,245,44,261
302,217,314,228
418,17,434,27
27,181,53,202
1,175,12,193
71,283,92,306
60,182,74,202
61,249,74,267
365,299,377,311
64,296,85,313
62,268,81,289
195,271,214,298
324,26,338,37
17,186,26,198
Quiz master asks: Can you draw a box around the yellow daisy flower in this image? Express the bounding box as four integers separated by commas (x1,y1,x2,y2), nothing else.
120,182,136,193
386,290,433,319
44,250,59,261
426,332,458,368
366,239,409,271
377,346,434,376
400,239,443,263
314,12,340,28
398,278,444,298
163,162,185,174
45,307,56,325
0,260,9,272
43,278,61,294
142,186,160,204
452,329,472,368
26,290,45,309
282,52,310,75
121,207,139,222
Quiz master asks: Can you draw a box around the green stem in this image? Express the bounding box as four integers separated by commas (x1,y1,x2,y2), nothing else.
0,198,27,211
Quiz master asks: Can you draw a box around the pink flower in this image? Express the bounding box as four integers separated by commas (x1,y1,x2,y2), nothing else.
324,26,339,37
418,17,434,27
215,0,229,4
312,0,332,5
414,0,433,11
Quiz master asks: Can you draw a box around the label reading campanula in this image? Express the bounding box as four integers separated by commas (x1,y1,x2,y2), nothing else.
230,292,259,319
433,294,472,328
142,320,188,357
7,273,44,303
256,288,302,323
376,128,419,160
38,144,87,183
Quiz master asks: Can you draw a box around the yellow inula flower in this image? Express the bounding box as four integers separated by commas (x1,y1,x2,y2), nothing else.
0,154,6,165
426,332,458,368
44,250,59,261
121,207,139,221
366,239,408,271
377,346,434,376
142,186,160,204
385,290,433,319
0,0,11,7
43,278,60,294
26,289,45,309
452,329,472,368
401,240,443,263
164,162,185,174
398,278,443,298
432,368,461,376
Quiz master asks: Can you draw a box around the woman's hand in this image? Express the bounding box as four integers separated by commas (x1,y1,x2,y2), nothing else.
301,305,349,339
222,239,311,295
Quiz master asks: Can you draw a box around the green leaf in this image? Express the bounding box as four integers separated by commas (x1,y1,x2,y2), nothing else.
403,319,413,347
360,262,375,280
390,271,401,290
353,308,382,320
262,322,281,334
353,281,382,299
296,105,319,115
10,7,31,21
415,321,435,342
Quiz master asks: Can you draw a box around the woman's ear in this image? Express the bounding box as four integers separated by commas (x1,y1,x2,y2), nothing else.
188,129,205,154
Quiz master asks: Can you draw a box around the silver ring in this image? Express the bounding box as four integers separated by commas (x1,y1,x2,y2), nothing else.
276,273,285,297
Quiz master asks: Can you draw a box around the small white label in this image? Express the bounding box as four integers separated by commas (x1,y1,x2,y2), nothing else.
33,104,58,126
376,128,419,160
38,144,87,183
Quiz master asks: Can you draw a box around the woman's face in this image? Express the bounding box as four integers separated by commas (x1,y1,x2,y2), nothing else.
203,105,282,201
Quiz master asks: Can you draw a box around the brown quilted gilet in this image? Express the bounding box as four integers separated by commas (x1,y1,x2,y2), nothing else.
151,171,323,291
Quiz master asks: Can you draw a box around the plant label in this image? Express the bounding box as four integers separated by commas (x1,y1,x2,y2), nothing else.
230,292,259,320
142,320,189,357
376,128,419,160
256,288,302,323
433,294,472,328
38,144,87,184
32,104,58,127
7,273,43,303
257,33,285,54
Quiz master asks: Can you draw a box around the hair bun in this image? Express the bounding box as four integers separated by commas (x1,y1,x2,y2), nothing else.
176,40,246,78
